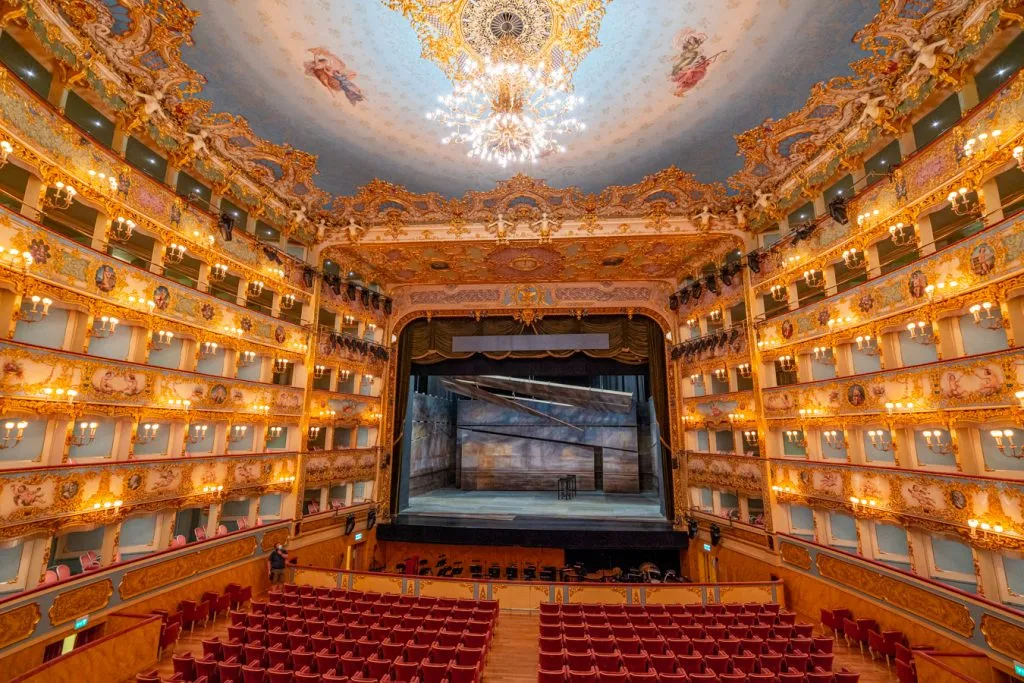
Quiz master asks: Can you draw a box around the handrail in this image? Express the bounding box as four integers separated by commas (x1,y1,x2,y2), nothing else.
766,456,1024,485
778,533,1024,620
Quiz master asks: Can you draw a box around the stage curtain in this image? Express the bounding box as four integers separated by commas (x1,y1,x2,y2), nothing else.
389,324,417,513
645,317,674,516
403,316,652,364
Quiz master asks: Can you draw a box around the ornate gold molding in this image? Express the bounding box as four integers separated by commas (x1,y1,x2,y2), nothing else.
980,613,1024,660
0,602,41,649
118,536,256,599
48,579,112,626
780,541,812,570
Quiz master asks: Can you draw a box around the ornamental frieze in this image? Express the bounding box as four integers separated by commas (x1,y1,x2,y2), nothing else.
0,602,41,650
118,535,257,599
779,542,812,570
686,453,764,496
980,613,1024,660
815,553,976,637
48,579,112,625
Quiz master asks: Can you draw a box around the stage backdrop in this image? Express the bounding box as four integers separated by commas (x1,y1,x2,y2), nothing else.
456,398,640,492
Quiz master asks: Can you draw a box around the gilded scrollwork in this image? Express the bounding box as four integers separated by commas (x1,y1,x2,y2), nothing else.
780,541,812,570
0,602,41,649
48,579,112,625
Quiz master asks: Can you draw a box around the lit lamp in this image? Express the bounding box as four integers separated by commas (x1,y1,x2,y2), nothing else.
210,263,228,281
1014,145,1024,171
742,429,759,447
812,346,833,364
784,429,807,448
856,209,880,228
947,187,978,216
921,429,954,455
963,129,1001,157
849,496,878,512
240,350,257,366
307,426,322,440
690,372,704,387
968,302,1001,330
770,284,788,302
0,246,34,270
0,139,12,167
136,423,160,445
339,369,352,381
168,398,191,410
251,404,270,415
1015,390,1024,408
884,401,914,415
87,169,118,193
70,421,99,446
313,364,327,379
227,425,248,443
200,484,225,495
109,216,136,242
867,429,893,451
905,320,935,344
43,387,78,403
273,358,290,375
164,243,186,264
185,424,208,444
854,334,879,355
93,315,120,338
0,420,28,448
777,355,796,372
802,269,823,288
841,248,863,268
198,341,219,359
712,367,728,382
823,429,848,449
46,181,76,209
248,280,265,297
737,363,752,378
888,222,914,247
967,518,1008,538
266,426,283,440
152,330,174,350
924,279,959,302
20,295,53,323
708,309,722,323
990,429,1020,458
280,293,296,310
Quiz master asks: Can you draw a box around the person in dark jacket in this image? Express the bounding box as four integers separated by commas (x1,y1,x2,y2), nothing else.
268,544,288,584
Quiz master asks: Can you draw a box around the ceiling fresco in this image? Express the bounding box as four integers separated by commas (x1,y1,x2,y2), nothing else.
180,0,879,197
325,233,741,286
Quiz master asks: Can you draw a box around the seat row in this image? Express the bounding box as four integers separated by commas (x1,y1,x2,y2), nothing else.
541,635,826,657
543,614,795,629
540,623,811,641
540,604,782,617
539,649,835,675
536,669,861,683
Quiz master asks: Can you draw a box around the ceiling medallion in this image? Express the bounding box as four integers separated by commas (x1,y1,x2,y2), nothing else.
388,0,608,168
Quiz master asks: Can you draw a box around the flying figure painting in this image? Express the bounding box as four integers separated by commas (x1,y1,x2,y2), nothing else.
304,47,366,105
668,29,724,98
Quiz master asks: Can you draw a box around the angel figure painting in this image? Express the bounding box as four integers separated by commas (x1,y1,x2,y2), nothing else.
668,29,724,98
304,48,366,105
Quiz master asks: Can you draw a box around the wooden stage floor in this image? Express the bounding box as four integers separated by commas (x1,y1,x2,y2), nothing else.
404,489,665,523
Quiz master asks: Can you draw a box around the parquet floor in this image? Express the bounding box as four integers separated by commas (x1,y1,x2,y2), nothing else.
151,610,896,683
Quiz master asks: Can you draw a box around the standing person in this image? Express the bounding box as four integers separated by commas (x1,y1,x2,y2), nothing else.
268,544,288,585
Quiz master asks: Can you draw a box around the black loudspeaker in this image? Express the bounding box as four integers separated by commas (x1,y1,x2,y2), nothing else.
710,524,722,547
669,293,679,310
218,212,234,241
687,519,698,539
747,251,762,274
344,514,356,535
366,509,377,530
828,195,849,225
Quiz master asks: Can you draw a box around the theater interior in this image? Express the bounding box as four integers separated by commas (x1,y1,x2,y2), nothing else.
0,1,1023,683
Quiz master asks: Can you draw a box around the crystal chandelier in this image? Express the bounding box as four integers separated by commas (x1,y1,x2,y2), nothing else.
426,36,584,167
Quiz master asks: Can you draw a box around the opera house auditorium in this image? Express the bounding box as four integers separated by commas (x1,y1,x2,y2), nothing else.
0,1,1023,683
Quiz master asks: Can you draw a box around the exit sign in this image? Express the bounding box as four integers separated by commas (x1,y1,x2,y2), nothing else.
354,532,364,542
703,543,712,552
74,616,89,630
1013,661,1024,678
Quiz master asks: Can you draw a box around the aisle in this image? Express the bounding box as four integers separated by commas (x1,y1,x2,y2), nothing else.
482,611,539,683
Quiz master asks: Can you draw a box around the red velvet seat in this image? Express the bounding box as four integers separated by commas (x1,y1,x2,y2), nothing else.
538,667,568,683
627,672,657,683
568,668,599,683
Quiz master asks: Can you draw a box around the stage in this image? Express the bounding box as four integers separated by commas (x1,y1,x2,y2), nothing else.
404,489,664,524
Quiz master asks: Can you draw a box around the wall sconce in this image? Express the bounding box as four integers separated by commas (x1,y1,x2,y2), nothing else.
770,284,788,302
1015,390,1024,408
712,367,728,382
798,408,823,418
43,387,78,403
190,229,216,247
737,363,752,379
276,475,296,485
968,302,1002,330
200,484,225,495
93,315,120,338
368,322,378,331
251,404,270,415
210,263,228,281
770,484,796,495
854,334,880,355
812,346,834,364
827,315,855,330
784,429,807,448
802,269,823,288
165,243,186,264
1014,145,1024,171
227,425,248,443
708,309,722,323
109,216,136,242
167,398,191,409
368,411,383,422
963,129,1001,157
222,326,245,337
0,139,12,167
823,429,848,449
20,295,53,323
743,430,759,447
0,245,34,270
841,248,863,268
867,429,893,451
990,429,1021,458
967,518,1011,538
128,296,156,312
307,426,322,440
136,423,160,445
273,358,290,375
905,320,935,344
87,169,119,193
268,266,285,279
856,208,881,228
198,341,219,359
290,341,308,353
690,372,704,387
319,409,337,418
266,426,283,441
947,187,978,216
343,314,356,326
280,294,296,310
924,279,959,302
70,421,99,447
888,222,915,247
339,369,352,381
777,355,796,372
185,423,208,444
152,330,174,350
313,364,327,379
0,420,28,449
45,181,76,210
921,429,954,456
248,280,265,297
727,412,745,424
685,318,697,328
884,401,914,415
239,350,257,366
849,496,879,511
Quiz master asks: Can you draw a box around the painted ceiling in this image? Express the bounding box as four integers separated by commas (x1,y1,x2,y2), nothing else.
180,0,880,198
326,234,740,286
